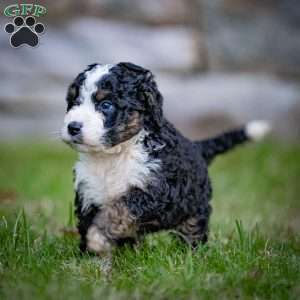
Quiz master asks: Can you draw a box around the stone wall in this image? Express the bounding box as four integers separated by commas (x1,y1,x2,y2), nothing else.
3,0,299,77
199,0,300,77
0,1,299,140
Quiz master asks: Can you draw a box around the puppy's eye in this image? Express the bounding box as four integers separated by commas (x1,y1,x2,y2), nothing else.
100,100,115,112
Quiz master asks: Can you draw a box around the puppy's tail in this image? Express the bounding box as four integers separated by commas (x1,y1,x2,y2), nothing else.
196,120,271,164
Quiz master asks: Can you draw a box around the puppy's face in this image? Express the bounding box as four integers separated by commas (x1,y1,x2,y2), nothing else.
61,62,163,153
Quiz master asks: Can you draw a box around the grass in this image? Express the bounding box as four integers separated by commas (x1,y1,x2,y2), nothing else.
0,140,299,299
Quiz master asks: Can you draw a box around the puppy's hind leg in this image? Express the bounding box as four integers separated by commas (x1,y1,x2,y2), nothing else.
175,215,209,249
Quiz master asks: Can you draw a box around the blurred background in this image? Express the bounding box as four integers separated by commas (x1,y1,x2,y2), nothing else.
1,0,300,141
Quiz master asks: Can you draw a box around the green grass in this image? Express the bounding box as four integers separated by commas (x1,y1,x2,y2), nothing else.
0,141,299,299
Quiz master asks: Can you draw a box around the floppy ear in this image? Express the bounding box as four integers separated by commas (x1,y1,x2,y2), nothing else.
140,76,163,130
117,62,164,130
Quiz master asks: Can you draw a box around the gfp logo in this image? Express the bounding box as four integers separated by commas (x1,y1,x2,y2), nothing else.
3,4,47,48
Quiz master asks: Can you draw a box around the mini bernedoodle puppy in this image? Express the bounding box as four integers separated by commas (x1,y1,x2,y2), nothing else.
61,62,270,258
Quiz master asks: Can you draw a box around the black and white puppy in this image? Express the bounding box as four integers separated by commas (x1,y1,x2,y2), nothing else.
61,62,270,257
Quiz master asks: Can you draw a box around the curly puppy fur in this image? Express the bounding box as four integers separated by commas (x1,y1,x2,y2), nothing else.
61,62,270,256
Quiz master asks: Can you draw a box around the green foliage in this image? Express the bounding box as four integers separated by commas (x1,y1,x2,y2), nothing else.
0,141,299,300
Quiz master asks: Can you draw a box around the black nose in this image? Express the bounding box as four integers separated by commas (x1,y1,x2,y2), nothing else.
68,121,82,136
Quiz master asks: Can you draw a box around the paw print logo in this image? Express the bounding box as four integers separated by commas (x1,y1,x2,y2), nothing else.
4,16,45,48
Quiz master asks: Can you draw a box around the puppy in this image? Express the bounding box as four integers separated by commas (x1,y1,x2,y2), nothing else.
61,62,270,257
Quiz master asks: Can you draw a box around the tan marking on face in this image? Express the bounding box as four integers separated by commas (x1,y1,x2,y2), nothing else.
95,89,111,102
116,111,142,143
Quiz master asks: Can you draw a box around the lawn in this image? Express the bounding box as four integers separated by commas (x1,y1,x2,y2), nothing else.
0,140,299,299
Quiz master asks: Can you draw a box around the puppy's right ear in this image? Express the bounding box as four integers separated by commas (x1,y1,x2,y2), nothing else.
66,82,76,111
66,83,76,102
66,71,86,111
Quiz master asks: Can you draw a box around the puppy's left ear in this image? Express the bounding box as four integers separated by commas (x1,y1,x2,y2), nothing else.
139,71,164,130
118,62,164,130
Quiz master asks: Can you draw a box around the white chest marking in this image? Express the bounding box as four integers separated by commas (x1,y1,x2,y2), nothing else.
74,135,160,212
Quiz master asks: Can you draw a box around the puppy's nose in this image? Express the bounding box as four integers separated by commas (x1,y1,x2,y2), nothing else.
68,121,82,136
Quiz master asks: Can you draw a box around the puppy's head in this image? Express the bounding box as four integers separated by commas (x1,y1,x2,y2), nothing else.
61,62,163,153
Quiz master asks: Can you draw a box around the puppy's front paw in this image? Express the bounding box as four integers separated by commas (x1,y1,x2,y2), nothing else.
86,225,112,255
